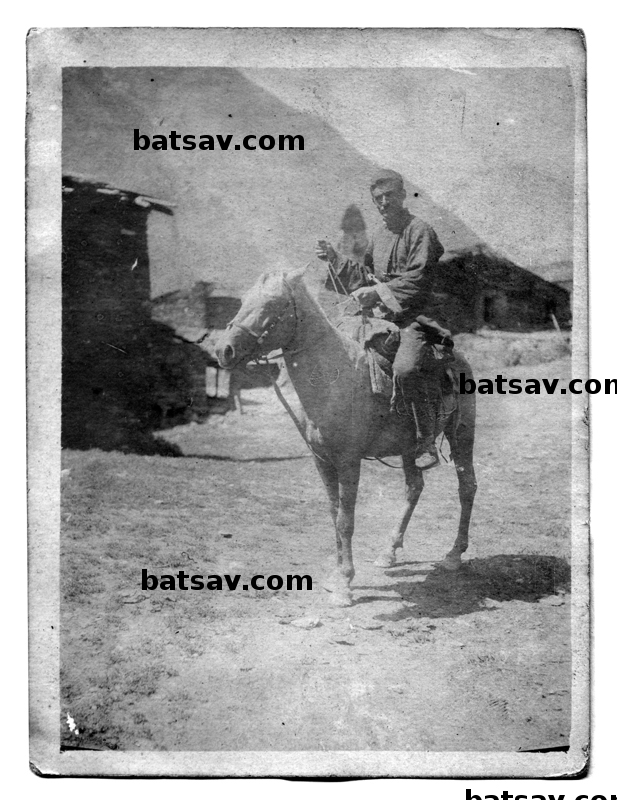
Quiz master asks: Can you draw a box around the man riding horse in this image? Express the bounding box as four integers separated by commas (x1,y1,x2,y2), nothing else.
316,169,452,471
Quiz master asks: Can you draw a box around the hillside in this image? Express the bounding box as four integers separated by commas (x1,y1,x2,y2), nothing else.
62,67,554,299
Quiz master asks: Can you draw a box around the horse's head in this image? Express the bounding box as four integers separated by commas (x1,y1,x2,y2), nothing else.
215,272,297,369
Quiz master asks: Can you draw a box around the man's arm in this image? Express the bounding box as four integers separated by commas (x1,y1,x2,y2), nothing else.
316,239,374,294
373,219,444,315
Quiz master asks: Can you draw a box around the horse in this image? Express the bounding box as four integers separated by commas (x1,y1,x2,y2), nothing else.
215,269,477,607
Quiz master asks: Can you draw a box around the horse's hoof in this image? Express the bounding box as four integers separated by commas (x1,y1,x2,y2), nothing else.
330,590,353,607
374,552,396,568
442,554,461,571
322,575,344,594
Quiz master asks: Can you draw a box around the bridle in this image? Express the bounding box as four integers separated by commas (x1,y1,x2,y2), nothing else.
222,269,410,470
223,276,333,464
225,277,300,361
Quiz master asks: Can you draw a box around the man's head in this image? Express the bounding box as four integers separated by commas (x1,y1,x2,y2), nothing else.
369,169,407,227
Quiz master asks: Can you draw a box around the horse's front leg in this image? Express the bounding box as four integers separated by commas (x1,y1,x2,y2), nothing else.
375,453,424,568
323,460,361,607
314,457,342,566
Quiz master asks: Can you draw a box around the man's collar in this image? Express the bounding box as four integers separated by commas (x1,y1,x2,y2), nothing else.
381,207,412,234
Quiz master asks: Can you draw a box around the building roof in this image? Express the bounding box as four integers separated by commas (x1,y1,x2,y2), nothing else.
62,174,175,216
529,261,574,286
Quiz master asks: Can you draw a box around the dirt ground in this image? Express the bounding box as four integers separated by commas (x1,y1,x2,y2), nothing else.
60,356,573,753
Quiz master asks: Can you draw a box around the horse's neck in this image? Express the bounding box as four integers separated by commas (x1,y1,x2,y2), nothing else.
281,280,360,410
285,281,346,358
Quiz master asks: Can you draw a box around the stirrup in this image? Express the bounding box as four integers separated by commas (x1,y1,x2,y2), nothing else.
415,443,439,470
390,392,413,417
391,400,413,417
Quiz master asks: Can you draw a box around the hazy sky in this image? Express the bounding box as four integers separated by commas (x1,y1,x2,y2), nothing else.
243,68,575,268
63,67,575,297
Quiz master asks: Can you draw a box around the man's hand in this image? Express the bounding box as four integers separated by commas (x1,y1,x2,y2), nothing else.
315,239,337,263
352,286,380,308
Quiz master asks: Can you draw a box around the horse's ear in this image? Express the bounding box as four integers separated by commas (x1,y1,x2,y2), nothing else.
285,260,312,282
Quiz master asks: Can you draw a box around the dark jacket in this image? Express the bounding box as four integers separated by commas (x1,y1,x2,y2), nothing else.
327,209,444,326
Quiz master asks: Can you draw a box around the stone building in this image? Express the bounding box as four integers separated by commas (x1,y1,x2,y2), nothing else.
336,205,571,334
62,174,209,452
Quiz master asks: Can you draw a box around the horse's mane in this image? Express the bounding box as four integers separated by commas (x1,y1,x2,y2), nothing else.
252,268,339,328
281,269,367,359
284,269,336,322
247,268,363,360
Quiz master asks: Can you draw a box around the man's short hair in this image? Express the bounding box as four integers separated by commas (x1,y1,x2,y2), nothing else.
370,169,405,192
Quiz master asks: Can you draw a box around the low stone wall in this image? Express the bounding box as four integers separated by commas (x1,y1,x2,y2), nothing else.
454,329,572,372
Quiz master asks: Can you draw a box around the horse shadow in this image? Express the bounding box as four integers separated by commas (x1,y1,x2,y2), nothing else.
189,453,308,463
353,553,570,620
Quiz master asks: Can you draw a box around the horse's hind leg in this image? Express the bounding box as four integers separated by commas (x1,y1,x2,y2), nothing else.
374,453,424,568
442,416,477,571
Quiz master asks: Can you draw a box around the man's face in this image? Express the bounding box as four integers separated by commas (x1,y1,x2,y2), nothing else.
371,181,406,224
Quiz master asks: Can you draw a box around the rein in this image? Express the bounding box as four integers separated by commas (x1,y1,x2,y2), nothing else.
255,353,331,465
228,278,332,463
227,287,297,349
364,456,403,469
228,276,330,360
226,272,402,470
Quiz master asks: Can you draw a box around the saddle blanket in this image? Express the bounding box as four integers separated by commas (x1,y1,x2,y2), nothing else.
336,315,456,403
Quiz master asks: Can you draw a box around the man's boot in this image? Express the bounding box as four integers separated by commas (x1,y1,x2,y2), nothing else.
408,376,439,470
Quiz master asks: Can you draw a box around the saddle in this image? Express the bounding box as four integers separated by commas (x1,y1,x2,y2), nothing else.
336,314,457,421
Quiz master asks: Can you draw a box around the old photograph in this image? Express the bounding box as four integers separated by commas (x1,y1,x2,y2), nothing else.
27,28,588,777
